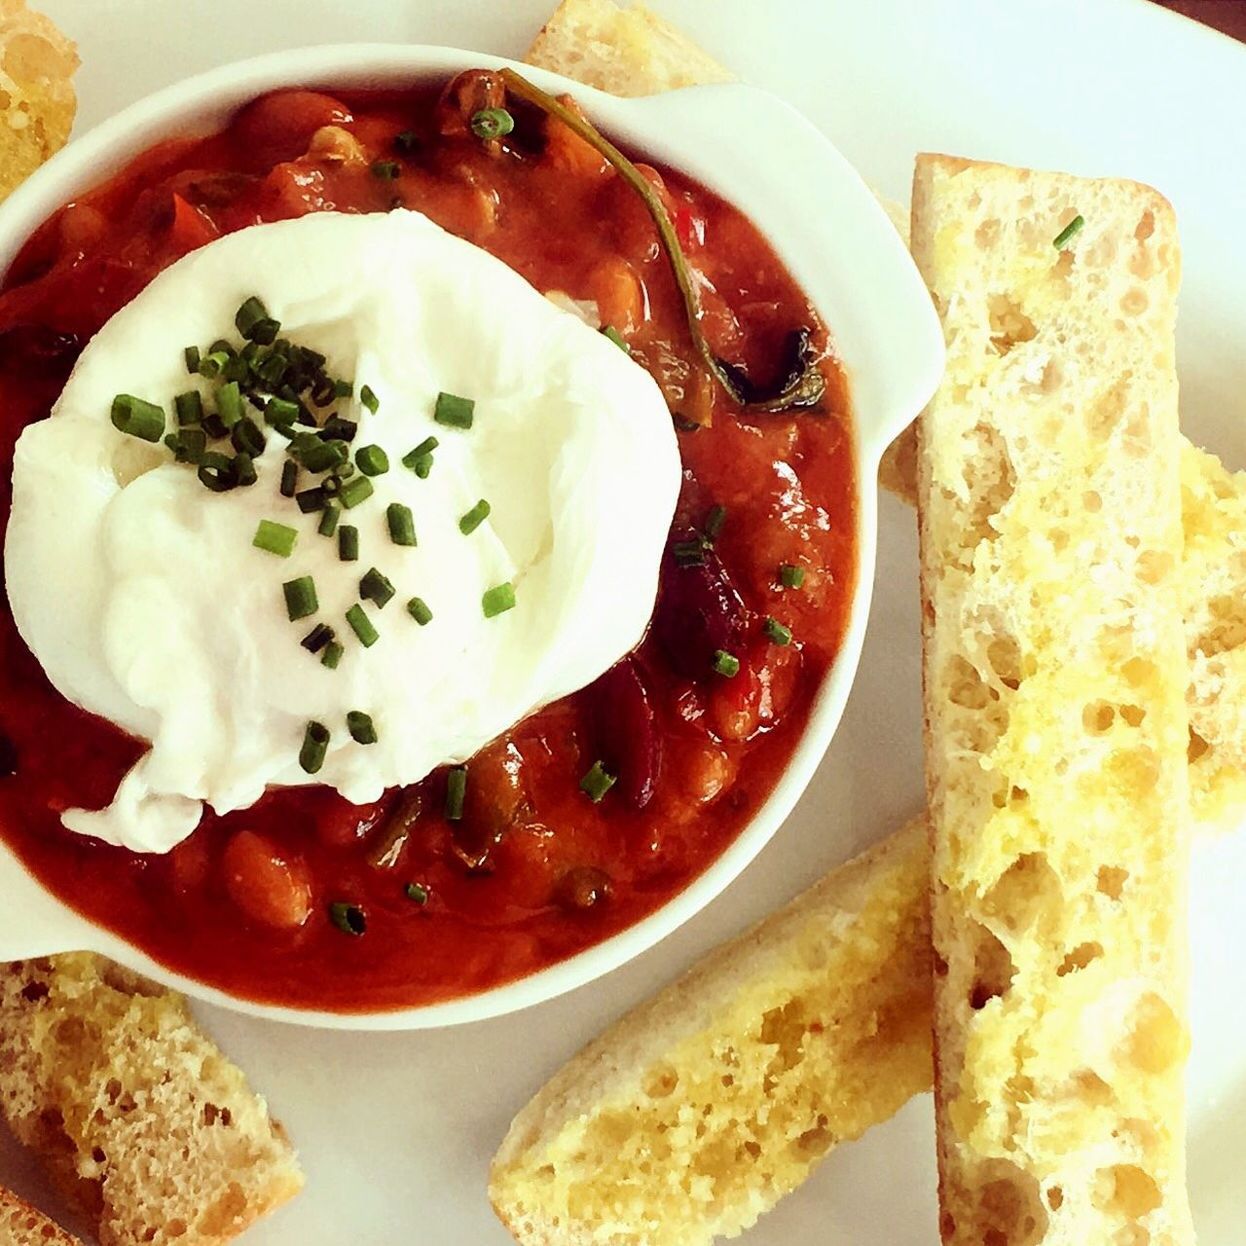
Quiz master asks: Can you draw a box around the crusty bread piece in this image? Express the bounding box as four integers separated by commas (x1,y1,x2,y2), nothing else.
914,154,1193,1246
490,818,932,1246
0,1186,81,1245
0,0,76,202
525,0,732,96
0,955,303,1246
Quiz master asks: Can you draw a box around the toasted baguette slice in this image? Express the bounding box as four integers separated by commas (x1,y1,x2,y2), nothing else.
0,1186,81,1245
0,1,77,202
491,819,932,1246
0,954,303,1246
525,0,732,96
914,155,1193,1246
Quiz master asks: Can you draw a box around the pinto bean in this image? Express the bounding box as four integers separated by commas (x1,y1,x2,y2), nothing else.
222,830,313,930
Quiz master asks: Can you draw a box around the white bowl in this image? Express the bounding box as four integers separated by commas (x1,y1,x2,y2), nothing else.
0,43,943,1028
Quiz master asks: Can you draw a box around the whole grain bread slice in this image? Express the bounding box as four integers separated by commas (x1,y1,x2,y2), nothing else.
0,954,303,1246
914,154,1193,1246
0,1185,82,1246
490,819,932,1246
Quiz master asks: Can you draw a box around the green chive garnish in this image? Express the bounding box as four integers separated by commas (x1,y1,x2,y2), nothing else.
579,760,617,803
704,504,727,541
360,567,395,609
672,539,706,567
338,475,374,509
339,525,359,562
763,617,792,646
470,107,514,140
264,396,300,427
280,460,299,498
601,325,629,353
216,381,243,428
318,502,341,537
174,390,203,427
253,519,298,558
198,349,229,379
233,452,257,487
231,416,265,457
296,486,328,513
346,603,379,647
347,711,377,745
197,452,236,492
360,384,380,414
328,900,366,936
321,641,344,669
1053,214,1085,249
407,596,433,626
355,444,388,476
394,130,419,154
299,720,330,774
445,766,467,821
301,623,334,654
402,437,438,471
458,499,491,535
413,454,433,479
235,295,279,345
779,563,805,589
371,160,400,180
712,649,740,678
434,391,474,429
164,429,206,464
405,881,429,905
482,582,516,618
300,439,349,473
110,395,165,442
184,345,201,374
334,379,353,399
283,577,318,622
323,415,357,442
387,502,417,546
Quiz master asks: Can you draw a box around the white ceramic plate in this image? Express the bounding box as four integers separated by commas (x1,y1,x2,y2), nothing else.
6,1,1246,1242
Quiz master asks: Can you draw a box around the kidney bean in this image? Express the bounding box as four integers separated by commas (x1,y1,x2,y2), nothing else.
221,831,313,930
654,531,748,680
585,657,661,810
554,866,613,912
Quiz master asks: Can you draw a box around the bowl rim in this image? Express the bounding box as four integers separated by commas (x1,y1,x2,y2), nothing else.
0,42,943,1029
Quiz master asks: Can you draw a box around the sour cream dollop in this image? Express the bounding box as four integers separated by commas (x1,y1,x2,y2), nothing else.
5,210,680,852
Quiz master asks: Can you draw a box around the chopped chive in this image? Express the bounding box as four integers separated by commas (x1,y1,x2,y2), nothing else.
174,390,203,427
264,396,300,426
406,596,433,626
280,459,299,498
360,567,395,609
338,524,359,562
345,603,379,647
296,486,329,513
601,325,629,353
458,499,491,535
579,760,617,803
283,575,318,621
110,394,165,442
470,107,514,140
444,766,467,821
164,429,206,464
778,563,805,589
413,454,433,479
253,519,298,558
704,504,727,541
216,381,243,427
300,439,349,473
334,379,353,399
232,452,257,487
402,436,438,471
347,710,378,745
672,539,706,567
712,649,740,678
673,414,701,433
360,384,380,414
371,160,401,180
318,502,341,537
404,881,429,905
301,623,334,653
235,295,279,345
328,900,366,936
197,452,236,492
198,349,229,379
299,720,330,774
256,352,287,387
393,130,419,154
184,345,201,374
1053,214,1085,249
322,415,357,442
387,502,417,546
355,444,389,476
338,474,374,509
433,391,474,429
230,416,265,457
482,582,516,618
763,616,793,646
320,640,344,669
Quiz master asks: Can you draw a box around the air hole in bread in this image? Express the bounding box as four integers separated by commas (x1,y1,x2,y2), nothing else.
947,656,993,710
967,921,1015,1010
1120,993,1186,1075
1135,210,1156,242
1120,288,1149,317
1187,729,1210,763
1086,374,1132,440
1135,549,1173,585
1083,701,1116,734
1093,1163,1163,1220
1119,704,1146,728
972,1161,1050,1246
642,1064,679,1099
1083,489,1103,512
1097,865,1130,900
1057,941,1103,976
165,1217,188,1237
1198,594,1246,657
975,218,1001,249
987,295,1037,356
1121,657,1158,690
1106,745,1160,793
1045,1185,1064,1211
982,853,1061,933
759,1000,808,1071
986,635,1022,690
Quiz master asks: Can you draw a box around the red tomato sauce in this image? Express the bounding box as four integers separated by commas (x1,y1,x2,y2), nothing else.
0,75,856,1011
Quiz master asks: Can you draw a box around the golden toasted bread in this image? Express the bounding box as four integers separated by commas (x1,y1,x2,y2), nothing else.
914,154,1192,1246
0,1185,82,1245
0,955,303,1246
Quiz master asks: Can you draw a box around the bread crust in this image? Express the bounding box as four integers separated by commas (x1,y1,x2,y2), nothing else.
0,1185,82,1245
914,153,1193,1246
